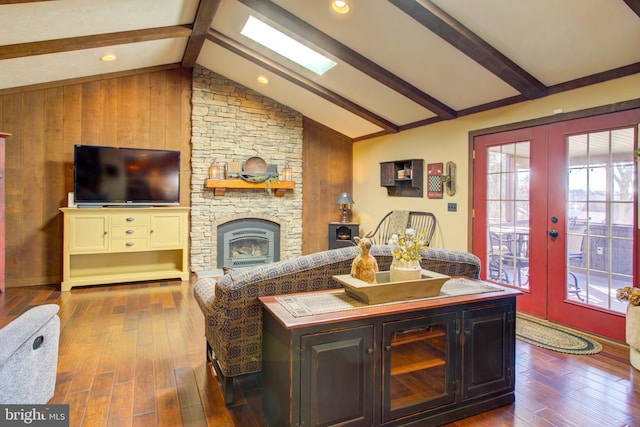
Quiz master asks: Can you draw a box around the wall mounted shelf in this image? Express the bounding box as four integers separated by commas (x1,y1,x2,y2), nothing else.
205,179,294,197
380,159,424,197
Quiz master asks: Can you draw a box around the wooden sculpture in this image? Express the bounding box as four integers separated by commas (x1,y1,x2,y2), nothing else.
350,231,378,284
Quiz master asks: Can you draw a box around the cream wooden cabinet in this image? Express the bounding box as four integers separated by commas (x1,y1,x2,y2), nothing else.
60,207,189,291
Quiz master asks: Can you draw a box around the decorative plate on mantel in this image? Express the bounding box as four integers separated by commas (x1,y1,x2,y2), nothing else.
240,156,278,182
244,156,267,173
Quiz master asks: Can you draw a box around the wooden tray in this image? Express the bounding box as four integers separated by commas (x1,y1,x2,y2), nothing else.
333,270,451,304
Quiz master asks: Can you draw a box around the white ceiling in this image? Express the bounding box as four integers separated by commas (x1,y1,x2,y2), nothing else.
1,0,639,139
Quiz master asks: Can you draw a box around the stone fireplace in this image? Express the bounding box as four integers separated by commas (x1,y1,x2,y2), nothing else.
217,218,280,269
189,66,303,272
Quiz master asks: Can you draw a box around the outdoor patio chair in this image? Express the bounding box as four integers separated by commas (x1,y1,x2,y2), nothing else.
567,232,585,301
488,230,529,287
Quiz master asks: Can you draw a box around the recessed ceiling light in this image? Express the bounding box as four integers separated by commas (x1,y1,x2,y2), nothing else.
241,16,336,76
332,1,350,14
257,75,269,84
100,54,117,62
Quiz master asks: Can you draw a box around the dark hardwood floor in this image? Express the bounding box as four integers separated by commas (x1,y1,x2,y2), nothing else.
1,278,638,426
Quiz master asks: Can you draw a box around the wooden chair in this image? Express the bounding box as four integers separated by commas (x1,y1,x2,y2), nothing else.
369,211,436,246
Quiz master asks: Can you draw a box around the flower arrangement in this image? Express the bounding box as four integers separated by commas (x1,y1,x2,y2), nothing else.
388,228,428,262
616,286,640,306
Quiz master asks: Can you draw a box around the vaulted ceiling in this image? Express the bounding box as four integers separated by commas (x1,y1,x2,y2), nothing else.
2,0,639,140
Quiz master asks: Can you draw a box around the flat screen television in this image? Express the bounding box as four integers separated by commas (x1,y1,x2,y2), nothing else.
74,145,180,206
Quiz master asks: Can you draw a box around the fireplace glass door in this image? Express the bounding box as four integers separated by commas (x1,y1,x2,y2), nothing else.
217,218,280,268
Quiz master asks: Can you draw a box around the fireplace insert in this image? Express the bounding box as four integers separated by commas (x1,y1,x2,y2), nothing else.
217,219,280,269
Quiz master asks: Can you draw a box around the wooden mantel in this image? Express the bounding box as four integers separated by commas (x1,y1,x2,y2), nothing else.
205,179,294,197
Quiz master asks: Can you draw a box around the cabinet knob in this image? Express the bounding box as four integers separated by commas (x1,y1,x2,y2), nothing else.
367,348,373,355
103,231,108,235
385,345,391,351
126,217,135,222
126,242,134,247
126,229,134,234
150,229,154,233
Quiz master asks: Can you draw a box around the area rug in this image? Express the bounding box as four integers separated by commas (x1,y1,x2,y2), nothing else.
516,314,602,355
276,278,503,317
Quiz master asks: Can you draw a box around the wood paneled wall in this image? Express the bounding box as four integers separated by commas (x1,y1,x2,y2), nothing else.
0,68,192,287
302,117,353,254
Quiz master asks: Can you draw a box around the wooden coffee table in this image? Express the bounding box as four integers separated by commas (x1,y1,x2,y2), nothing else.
260,280,521,427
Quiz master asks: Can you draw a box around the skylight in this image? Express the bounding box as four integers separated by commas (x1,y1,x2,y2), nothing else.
241,16,337,76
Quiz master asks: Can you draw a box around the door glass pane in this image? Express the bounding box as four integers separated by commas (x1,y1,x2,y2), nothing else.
486,142,530,288
566,128,635,312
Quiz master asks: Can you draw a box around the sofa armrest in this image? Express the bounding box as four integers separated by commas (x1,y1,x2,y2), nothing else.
193,277,219,324
0,304,60,404
421,248,482,279
0,304,60,366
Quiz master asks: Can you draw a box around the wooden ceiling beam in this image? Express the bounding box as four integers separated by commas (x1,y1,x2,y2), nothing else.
0,63,183,96
237,0,457,120
0,0,55,3
0,25,192,61
206,29,399,133
624,0,640,18
390,0,548,100
182,0,221,68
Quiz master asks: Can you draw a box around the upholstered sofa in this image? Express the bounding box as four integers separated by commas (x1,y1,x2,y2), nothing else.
193,245,481,404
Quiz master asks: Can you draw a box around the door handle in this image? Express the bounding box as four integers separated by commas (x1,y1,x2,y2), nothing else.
549,230,559,238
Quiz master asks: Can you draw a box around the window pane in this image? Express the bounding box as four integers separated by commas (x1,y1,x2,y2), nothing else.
611,202,633,226
564,127,635,313
486,173,501,200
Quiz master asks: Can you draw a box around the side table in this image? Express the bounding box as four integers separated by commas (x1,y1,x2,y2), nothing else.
328,222,359,249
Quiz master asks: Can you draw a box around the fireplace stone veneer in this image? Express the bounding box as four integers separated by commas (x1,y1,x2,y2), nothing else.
189,66,303,272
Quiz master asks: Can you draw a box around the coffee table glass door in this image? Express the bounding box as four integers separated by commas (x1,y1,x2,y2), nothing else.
382,312,456,422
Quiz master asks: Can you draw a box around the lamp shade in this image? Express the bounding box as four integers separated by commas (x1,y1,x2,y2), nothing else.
336,192,355,205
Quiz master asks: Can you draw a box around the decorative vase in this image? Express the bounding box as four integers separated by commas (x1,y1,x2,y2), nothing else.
626,304,640,370
389,259,422,282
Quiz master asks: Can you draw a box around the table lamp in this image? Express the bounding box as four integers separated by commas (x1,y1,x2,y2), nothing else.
336,192,355,223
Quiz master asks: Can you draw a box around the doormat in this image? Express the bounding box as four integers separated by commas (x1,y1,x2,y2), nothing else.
516,314,602,355
276,278,503,317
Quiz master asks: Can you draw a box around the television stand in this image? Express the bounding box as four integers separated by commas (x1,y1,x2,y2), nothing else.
59,207,190,291
76,204,171,209
103,205,155,208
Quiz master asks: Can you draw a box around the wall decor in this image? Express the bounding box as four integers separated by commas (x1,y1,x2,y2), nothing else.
427,163,443,199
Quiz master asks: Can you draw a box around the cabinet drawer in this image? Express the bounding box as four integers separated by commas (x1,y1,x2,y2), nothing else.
111,238,149,251
111,213,149,226
111,226,149,239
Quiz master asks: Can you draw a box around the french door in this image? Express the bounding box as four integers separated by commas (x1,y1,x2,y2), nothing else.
473,109,640,341
473,127,548,317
